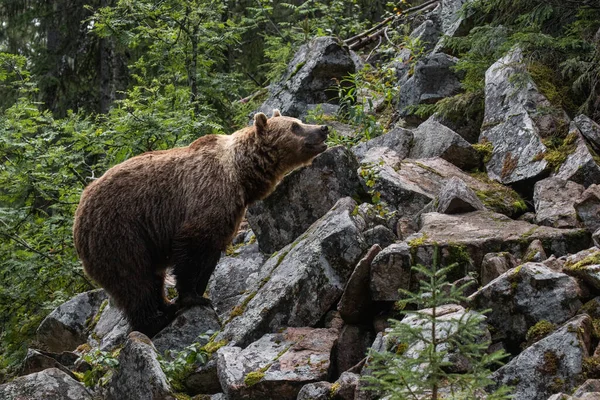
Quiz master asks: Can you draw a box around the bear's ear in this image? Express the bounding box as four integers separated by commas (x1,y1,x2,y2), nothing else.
254,112,268,132
272,109,281,118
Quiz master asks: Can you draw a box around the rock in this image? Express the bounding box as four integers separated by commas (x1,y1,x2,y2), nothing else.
397,53,463,121
89,301,130,352
363,225,396,248
351,125,413,163
336,325,374,374
556,123,600,188
469,263,583,346
20,349,77,378
370,243,412,302
221,197,367,347
438,0,470,39
534,177,584,228
393,19,442,78
208,242,267,319
564,248,600,291
594,229,600,247
216,327,338,400
332,371,360,400
105,332,172,400
296,382,332,400
575,114,600,151
247,145,363,254
481,252,517,286
413,211,590,277
0,368,92,400
259,36,357,118
574,379,600,396
575,185,600,233
524,239,548,263
360,157,526,218
409,116,480,170
37,289,107,353
480,47,569,185
183,359,222,395
491,314,593,400
338,244,382,324
152,305,221,356
436,176,486,214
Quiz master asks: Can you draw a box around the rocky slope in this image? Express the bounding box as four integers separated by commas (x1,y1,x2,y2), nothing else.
3,1,600,399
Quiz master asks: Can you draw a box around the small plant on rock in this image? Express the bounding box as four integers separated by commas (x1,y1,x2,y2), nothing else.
364,248,512,399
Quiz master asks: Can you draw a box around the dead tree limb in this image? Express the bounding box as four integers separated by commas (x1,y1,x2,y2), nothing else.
344,0,439,51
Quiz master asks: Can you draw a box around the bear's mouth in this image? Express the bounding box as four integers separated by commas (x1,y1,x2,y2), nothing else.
307,140,328,153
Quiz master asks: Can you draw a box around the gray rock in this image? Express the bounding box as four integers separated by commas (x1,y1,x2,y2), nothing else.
436,176,486,214
333,371,360,400
221,197,367,347
247,145,363,254
393,19,442,78
152,305,221,356
413,211,590,276
575,114,600,151
20,349,77,378
37,289,107,353
208,242,267,319
397,53,463,121
336,325,374,374
183,359,222,395
491,314,593,400
211,394,228,400
410,117,480,170
575,185,600,232
360,157,525,218
105,332,172,400
480,48,569,185
351,126,413,163
593,228,600,247
556,123,600,188
574,379,600,396
524,239,548,263
534,177,584,228
481,252,517,286
0,368,92,400
564,248,600,291
363,225,396,248
296,382,331,400
469,263,583,346
370,243,413,302
89,302,130,352
260,36,357,118
338,245,382,324
439,0,469,38
216,327,338,400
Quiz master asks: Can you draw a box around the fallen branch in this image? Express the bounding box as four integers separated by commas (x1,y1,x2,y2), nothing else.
345,0,439,51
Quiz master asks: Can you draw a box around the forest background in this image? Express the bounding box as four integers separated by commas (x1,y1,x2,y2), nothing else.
0,0,598,381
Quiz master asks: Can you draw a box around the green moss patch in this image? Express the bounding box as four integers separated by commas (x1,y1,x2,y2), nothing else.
565,251,600,271
525,320,555,347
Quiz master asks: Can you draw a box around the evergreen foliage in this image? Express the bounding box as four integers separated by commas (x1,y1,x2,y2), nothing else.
363,250,511,399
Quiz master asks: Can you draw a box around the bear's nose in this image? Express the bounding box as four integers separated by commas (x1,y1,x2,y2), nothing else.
321,125,328,132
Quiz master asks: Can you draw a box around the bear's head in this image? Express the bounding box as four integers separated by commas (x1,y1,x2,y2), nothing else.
253,109,329,171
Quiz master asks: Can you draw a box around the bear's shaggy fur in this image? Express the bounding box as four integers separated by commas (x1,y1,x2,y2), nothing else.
73,110,329,336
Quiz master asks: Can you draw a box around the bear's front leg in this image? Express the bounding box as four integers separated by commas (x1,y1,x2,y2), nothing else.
172,232,223,309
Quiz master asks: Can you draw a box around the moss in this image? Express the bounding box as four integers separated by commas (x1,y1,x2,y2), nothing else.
290,61,306,78
539,132,578,171
580,299,600,318
351,205,359,217
202,339,228,355
248,235,257,245
244,371,265,387
226,291,257,322
549,377,564,393
408,233,428,248
583,356,600,379
565,251,600,271
472,139,494,164
171,393,193,400
470,172,528,216
412,161,443,177
86,299,109,331
330,382,341,398
525,320,555,347
501,152,518,179
225,242,245,257
395,343,408,355
445,243,472,273
540,351,560,375
520,227,539,240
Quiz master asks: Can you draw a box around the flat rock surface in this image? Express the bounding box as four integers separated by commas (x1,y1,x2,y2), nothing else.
0,368,92,400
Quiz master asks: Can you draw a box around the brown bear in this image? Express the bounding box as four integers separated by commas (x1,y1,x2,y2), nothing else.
73,110,328,337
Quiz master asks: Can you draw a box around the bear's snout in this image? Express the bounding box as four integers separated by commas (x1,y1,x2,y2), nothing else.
319,125,329,141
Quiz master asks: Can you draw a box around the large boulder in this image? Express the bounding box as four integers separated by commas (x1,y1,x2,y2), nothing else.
259,36,357,118
105,332,172,400
37,289,107,353
370,243,413,302
469,263,583,347
216,327,338,400
556,122,600,188
480,48,569,186
480,252,517,286
396,53,463,121
533,177,584,228
88,301,130,352
409,116,480,170
575,114,600,152
208,242,267,319
563,247,600,291
0,368,92,400
435,176,486,214
221,197,367,347
351,126,413,163
491,314,593,400
575,185,600,233
247,145,363,254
